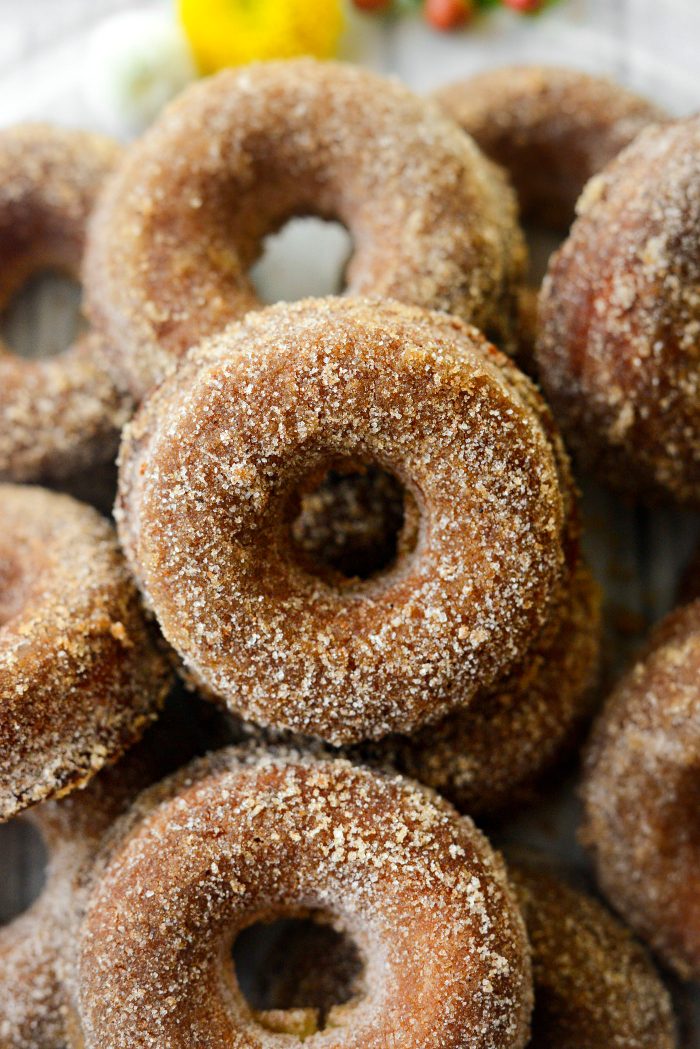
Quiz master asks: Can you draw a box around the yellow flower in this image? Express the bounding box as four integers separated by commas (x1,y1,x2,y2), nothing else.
178,0,345,74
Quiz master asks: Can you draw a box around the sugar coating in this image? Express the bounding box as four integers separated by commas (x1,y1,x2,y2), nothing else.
84,58,526,400
77,747,533,1049
434,65,665,233
363,559,601,817
0,746,160,1049
581,599,700,981
537,115,700,504
0,485,173,820
117,297,571,744
0,124,132,483
251,856,677,1048
506,862,676,1048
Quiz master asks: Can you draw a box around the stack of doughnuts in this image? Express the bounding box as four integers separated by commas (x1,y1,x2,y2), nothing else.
3,51,697,1048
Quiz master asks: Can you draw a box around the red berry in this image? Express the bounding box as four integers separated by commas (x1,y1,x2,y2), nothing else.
352,0,391,11
424,0,474,31
502,0,545,11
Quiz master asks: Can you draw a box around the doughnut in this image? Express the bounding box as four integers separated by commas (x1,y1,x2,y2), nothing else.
509,861,677,1048
76,747,533,1048
581,599,700,980
0,484,173,820
0,698,214,1049
84,58,527,400
246,857,676,1048
362,559,601,818
433,66,665,233
117,297,572,744
537,116,700,504
0,124,131,484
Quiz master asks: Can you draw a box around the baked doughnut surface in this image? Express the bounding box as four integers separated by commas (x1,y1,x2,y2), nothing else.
509,861,676,1048
117,297,571,744
433,66,665,232
365,559,601,817
85,58,526,399
0,124,130,483
252,858,676,1048
0,485,172,820
77,747,533,1049
582,599,700,980
537,116,700,503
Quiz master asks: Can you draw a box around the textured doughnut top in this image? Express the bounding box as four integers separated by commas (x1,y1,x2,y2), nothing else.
0,485,172,819
433,66,666,232
117,297,570,743
537,115,700,503
85,58,526,399
509,861,676,1048
0,123,131,483
77,747,533,1048
582,600,700,980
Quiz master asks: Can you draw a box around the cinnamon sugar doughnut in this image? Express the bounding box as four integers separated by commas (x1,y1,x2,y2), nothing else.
85,58,526,400
0,124,131,483
76,747,533,1048
0,699,216,1049
250,858,676,1048
581,599,700,980
507,861,676,1047
0,485,173,820
433,66,665,233
364,559,601,818
117,297,571,744
537,116,700,504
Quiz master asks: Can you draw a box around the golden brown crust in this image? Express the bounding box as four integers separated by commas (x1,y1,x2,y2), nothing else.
0,124,132,483
0,701,218,1049
0,485,173,820
117,297,571,744
76,747,533,1049
245,857,677,1049
537,116,700,504
508,862,677,1048
364,559,601,818
581,600,700,980
85,58,526,400
433,66,665,232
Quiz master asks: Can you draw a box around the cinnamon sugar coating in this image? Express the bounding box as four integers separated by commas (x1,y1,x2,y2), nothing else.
76,747,533,1049
0,700,218,1049
253,858,676,1048
537,116,700,504
84,58,526,400
0,124,132,483
0,485,173,820
362,559,601,818
508,862,676,1048
581,600,700,980
117,297,571,744
433,66,665,232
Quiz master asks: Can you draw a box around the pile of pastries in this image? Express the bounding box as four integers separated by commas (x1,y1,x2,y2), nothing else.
1,57,698,1048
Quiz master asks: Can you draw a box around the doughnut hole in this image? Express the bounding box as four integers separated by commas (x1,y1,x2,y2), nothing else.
232,914,365,1037
289,459,420,584
0,268,86,361
0,818,48,924
250,217,353,304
